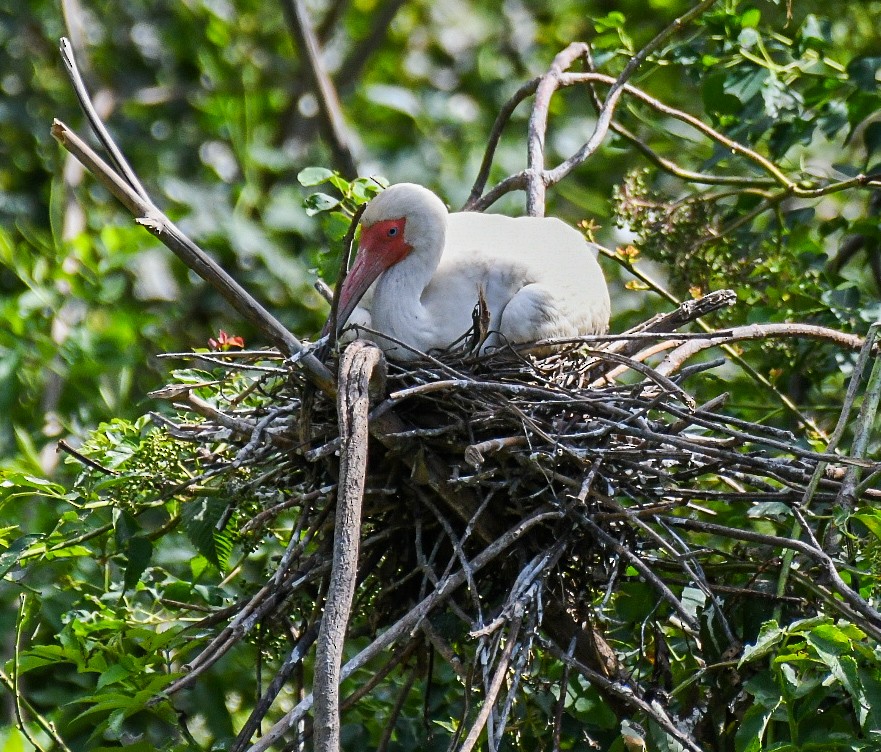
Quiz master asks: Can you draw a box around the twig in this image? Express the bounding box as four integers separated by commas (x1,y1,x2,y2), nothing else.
59,38,149,201
656,323,871,376
230,624,320,752
602,250,828,435
540,637,704,752
335,0,408,95
0,666,74,752
835,330,881,512
773,324,881,609
56,438,118,475
376,664,418,752
456,615,523,752
545,0,720,197
469,66,879,211
55,36,336,392
464,77,539,210
321,204,366,351
661,516,881,631
421,620,467,681
610,121,776,187
579,515,699,632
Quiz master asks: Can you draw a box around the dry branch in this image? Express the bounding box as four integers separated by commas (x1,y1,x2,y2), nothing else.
314,341,384,752
52,118,337,396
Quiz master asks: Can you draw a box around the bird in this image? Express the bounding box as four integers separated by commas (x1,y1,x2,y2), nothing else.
329,183,610,361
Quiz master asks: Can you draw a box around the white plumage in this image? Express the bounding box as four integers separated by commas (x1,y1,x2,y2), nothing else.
333,183,610,361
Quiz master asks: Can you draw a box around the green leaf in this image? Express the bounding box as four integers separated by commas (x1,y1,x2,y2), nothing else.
741,621,784,665
351,177,388,203
593,11,626,32
97,663,131,690
809,623,854,654
735,699,780,752
0,534,42,578
798,14,830,51
0,728,27,752
113,509,140,545
122,536,153,591
16,645,71,673
304,192,341,216
181,496,233,570
747,502,791,521
740,7,761,28
681,586,706,620
848,57,881,91
297,166,335,186
864,122,881,162
321,211,355,243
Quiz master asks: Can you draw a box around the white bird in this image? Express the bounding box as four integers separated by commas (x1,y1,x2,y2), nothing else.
331,183,610,361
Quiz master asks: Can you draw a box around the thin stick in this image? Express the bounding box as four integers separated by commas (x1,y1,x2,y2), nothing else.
548,0,720,185
541,637,703,752
656,323,871,376
244,508,563,752
322,204,366,349
836,332,881,511
774,324,881,613
59,37,149,201
455,616,523,752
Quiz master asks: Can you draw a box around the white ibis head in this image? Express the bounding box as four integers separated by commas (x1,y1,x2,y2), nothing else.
335,184,446,332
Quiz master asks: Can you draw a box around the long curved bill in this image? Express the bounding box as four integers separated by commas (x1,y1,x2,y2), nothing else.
321,245,385,337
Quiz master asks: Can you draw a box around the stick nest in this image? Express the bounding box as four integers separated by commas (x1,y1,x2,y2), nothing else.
148,293,881,750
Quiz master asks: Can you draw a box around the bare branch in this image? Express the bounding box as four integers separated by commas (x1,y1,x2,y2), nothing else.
456,616,523,752
540,637,703,752
314,341,385,752
463,78,539,210
51,119,337,396
656,323,873,377
59,38,149,201
245,507,564,752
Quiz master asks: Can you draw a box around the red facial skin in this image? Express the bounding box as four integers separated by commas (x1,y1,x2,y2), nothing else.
329,217,411,334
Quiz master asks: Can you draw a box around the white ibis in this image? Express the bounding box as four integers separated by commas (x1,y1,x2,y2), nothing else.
331,183,610,361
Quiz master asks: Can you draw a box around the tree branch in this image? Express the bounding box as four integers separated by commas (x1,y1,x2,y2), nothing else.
314,341,385,752
656,323,873,377
245,507,564,752
51,119,337,396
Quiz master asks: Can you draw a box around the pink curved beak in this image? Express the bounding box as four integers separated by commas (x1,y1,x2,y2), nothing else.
322,218,411,338
323,245,388,336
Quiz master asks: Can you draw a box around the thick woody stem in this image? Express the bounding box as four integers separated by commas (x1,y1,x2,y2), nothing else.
314,341,385,752
245,508,563,752
526,43,589,216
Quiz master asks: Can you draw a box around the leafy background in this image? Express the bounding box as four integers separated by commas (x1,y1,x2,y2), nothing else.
1,0,881,749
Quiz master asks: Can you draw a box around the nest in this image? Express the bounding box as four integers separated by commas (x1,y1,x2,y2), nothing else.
143,291,881,752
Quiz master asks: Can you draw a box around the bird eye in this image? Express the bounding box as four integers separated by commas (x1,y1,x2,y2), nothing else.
387,227,398,237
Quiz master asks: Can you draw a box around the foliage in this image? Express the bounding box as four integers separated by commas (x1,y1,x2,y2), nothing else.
1,0,881,750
